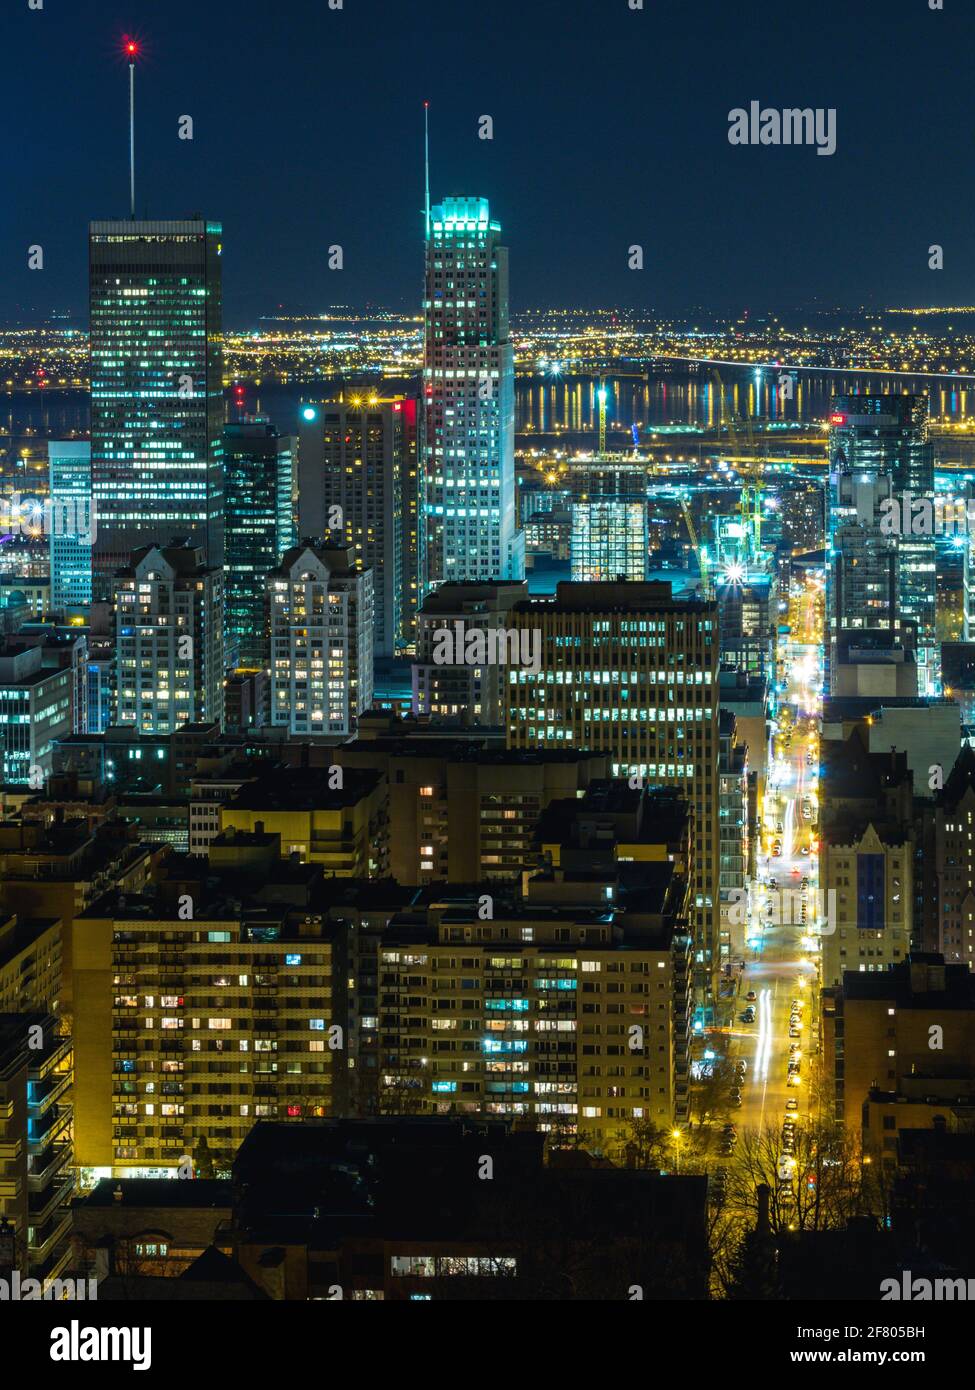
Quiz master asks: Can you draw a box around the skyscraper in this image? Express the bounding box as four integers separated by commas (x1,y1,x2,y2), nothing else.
298,396,417,657
828,397,937,693
423,197,524,586
48,441,93,611
89,220,224,597
224,421,296,670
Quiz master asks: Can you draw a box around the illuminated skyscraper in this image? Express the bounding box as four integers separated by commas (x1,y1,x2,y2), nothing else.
423,197,524,586
828,397,937,693
298,396,419,655
48,441,93,611
224,421,296,670
89,220,224,597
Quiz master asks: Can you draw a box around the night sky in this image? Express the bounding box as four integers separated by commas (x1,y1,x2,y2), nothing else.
2,0,973,326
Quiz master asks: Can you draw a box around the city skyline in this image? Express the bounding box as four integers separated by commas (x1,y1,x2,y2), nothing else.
3,0,975,1343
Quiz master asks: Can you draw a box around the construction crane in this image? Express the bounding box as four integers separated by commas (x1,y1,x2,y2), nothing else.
679,495,712,597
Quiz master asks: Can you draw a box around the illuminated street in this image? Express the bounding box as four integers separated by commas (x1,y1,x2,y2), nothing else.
726,574,823,1138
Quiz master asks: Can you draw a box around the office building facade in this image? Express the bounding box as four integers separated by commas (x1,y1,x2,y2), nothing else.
828,397,937,694
423,197,524,586
503,582,721,1001
298,397,417,656
223,421,296,671
89,220,224,596
567,460,648,583
48,442,93,612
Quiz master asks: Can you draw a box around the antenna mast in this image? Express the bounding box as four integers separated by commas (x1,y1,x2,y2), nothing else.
424,102,431,239
123,38,140,219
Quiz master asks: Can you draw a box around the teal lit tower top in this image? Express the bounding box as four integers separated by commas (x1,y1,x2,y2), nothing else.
423,197,524,586
89,219,224,598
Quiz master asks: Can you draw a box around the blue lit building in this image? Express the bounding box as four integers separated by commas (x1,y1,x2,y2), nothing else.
48,441,93,612
423,197,524,586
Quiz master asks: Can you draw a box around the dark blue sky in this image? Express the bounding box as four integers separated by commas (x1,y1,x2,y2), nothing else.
2,0,973,327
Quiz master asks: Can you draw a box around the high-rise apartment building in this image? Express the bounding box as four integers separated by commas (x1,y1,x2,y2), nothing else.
423,197,524,585
298,396,418,656
89,220,224,596
48,442,93,612
73,853,347,1175
0,1013,74,1284
378,868,691,1147
223,421,296,671
503,582,721,1001
268,542,373,738
828,397,937,694
114,541,225,734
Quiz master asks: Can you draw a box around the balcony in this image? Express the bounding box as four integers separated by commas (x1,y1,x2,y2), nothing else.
28,1208,72,1265
28,1140,72,1191
29,1169,75,1226
29,1070,72,1117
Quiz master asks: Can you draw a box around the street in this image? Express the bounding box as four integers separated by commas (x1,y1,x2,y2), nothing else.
724,574,824,1142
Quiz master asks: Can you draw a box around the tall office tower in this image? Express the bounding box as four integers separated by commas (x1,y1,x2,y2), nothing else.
827,471,899,686
48,442,93,612
89,220,224,598
504,581,721,1003
268,542,373,738
828,397,937,693
223,421,296,670
114,541,224,733
423,197,524,586
567,460,648,582
298,396,418,656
